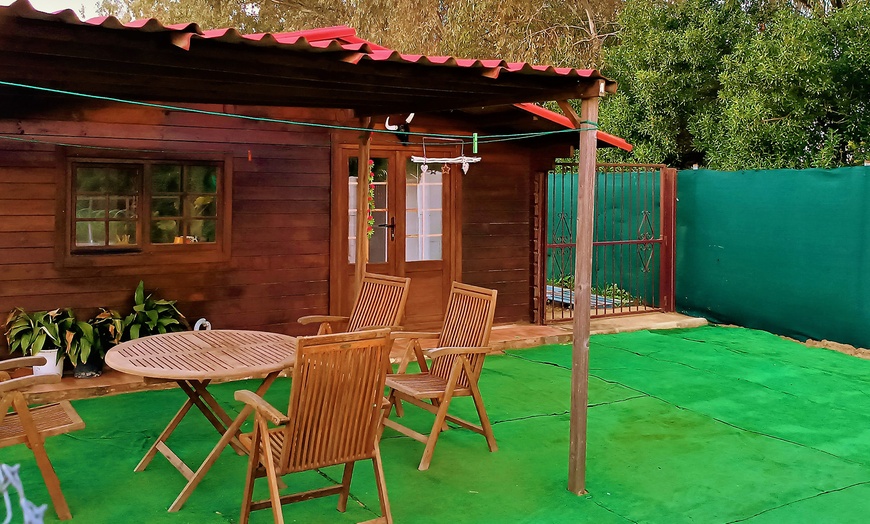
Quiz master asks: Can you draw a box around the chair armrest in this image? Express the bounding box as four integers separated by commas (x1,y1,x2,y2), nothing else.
357,324,404,332
0,356,47,371
390,331,440,340
234,390,288,425
424,346,491,359
297,315,349,326
0,373,61,393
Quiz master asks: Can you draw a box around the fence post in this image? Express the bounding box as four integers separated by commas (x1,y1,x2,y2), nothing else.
659,167,677,311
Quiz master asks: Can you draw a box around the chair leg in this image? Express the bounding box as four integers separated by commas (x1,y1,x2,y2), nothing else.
240,422,261,524
418,358,467,470
30,439,72,520
337,461,355,512
468,377,498,452
385,387,406,419
15,397,71,520
418,391,455,471
259,421,285,524
372,445,393,524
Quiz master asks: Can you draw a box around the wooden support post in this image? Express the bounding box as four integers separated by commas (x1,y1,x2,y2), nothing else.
355,118,374,293
558,86,601,495
659,167,678,312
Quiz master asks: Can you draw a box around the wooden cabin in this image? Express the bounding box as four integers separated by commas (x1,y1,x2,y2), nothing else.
0,1,631,344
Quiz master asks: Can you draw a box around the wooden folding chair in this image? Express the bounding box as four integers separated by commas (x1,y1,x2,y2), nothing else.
234,328,394,524
0,356,85,520
383,282,498,471
298,273,410,335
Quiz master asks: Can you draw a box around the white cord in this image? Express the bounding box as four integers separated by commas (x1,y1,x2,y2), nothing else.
0,464,46,524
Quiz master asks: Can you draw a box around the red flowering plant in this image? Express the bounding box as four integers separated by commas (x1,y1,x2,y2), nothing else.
366,159,376,239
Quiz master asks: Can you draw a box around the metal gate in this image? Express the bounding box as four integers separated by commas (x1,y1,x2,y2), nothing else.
534,163,676,323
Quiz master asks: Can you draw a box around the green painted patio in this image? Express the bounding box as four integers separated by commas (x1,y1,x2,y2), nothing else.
6,325,870,523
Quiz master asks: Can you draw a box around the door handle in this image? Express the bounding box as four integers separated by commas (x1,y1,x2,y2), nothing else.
377,217,396,241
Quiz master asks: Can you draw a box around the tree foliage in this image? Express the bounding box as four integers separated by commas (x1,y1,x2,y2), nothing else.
599,0,752,166
699,2,870,168
94,0,870,170
96,0,622,67
600,0,870,169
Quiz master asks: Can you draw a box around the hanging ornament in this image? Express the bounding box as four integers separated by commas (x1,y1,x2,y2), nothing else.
409,137,480,174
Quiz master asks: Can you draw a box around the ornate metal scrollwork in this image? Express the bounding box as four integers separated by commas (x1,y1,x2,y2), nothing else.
637,210,655,273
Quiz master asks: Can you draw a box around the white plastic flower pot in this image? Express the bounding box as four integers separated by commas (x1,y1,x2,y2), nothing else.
33,348,64,376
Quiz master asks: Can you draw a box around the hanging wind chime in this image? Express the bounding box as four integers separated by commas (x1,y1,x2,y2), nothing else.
410,137,482,175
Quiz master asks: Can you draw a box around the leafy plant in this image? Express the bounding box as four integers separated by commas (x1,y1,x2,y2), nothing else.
64,317,96,367
65,308,123,370
90,308,124,353
65,307,127,366
4,308,74,362
546,276,637,305
123,281,189,340
592,283,635,304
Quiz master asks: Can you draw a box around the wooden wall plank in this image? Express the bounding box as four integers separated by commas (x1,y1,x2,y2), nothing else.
0,101,335,349
0,98,557,344
461,141,534,323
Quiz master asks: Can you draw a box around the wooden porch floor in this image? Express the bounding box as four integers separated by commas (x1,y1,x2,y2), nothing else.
24,312,706,404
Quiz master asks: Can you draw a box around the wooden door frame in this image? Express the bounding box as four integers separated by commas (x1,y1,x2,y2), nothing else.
328,139,462,318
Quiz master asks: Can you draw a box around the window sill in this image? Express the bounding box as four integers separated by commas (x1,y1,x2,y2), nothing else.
60,244,230,268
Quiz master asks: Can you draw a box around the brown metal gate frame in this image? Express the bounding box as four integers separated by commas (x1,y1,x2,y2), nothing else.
533,163,676,324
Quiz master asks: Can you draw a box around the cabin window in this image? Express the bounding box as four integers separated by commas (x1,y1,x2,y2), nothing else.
73,164,141,249
149,164,219,245
69,160,223,255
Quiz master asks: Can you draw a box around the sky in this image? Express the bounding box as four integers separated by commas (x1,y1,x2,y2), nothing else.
0,0,101,18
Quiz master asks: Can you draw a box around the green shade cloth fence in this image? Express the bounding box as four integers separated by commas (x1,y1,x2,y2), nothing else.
677,165,870,349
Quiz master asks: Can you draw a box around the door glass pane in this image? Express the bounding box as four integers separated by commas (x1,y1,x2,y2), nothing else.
405,159,443,262
348,156,389,263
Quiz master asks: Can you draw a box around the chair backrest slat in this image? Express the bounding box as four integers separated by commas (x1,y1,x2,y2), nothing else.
430,282,498,388
347,273,411,332
279,329,391,473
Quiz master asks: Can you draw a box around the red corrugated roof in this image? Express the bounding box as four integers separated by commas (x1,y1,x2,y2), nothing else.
4,0,610,84
514,103,633,151
4,0,631,150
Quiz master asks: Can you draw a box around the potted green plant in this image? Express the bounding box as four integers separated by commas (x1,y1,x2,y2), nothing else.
123,281,189,339
64,315,96,378
4,308,74,375
71,308,125,378
65,308,124,379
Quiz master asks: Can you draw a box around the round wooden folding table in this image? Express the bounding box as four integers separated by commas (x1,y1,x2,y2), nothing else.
105,329,297,512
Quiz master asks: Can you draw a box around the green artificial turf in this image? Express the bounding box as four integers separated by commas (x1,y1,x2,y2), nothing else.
3,325,870,523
